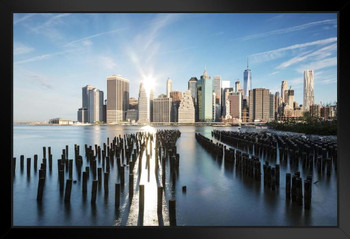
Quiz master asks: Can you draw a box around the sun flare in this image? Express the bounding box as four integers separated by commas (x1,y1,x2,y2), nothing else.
142,75,156,96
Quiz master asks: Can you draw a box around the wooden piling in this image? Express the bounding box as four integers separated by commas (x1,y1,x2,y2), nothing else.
296,178,303,206
91,180,98,204
104,172,109,194
157,186,163,213
115,183,120,210
139,185,145,221
36,177,45,201
304,180,312,209
291,175,296,202
43,147,46,159
59,170,64,192
98,167,102,184
286,173,291,200
129,174,134,199
169,199,177,226
82,171,87,194
64,179,73,202
20,155,24,172
34,155,38,171
26,158,31,175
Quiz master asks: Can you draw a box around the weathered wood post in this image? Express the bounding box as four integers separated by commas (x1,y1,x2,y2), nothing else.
43,146,46,160
91,180,98,204
104,172,109,195
296,177,303,206
98,168,102,184
36,177,45,202
139,185,145,223
64,179,73,203
68,159,73,179
326,158,332,176
157,186,163,214
291,175,296,202
82,171,87,194
34,155,38,171
115,183,121,210
304,179,312,209
20,155,24,173
286,173,291,200
129,173,134,199
26,157,31,176
59,170,64,192
169,199,177,226
65,145,69,159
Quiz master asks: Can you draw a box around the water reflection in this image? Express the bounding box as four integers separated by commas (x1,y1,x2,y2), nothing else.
12,125,337,226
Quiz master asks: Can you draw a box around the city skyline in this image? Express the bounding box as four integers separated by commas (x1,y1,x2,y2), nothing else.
13,13,337,122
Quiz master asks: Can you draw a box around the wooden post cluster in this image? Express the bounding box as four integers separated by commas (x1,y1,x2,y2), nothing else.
212,130,337,178
263,162,280,190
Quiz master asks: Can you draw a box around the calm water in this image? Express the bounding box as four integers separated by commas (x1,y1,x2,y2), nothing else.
12,125,337,226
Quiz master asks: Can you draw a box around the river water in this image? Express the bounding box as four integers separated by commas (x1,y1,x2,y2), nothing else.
12,125,337,226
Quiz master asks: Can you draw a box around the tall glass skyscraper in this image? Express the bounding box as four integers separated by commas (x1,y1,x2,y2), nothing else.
197,69,213,122
79,85,104,123
243,63,252,98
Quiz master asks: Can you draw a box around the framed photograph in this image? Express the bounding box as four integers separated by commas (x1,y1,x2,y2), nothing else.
3,0,350,238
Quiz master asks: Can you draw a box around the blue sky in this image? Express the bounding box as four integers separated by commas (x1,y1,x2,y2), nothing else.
13,13,337,122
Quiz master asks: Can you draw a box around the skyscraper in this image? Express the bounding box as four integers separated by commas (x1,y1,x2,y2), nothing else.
197,69,213,122
138,82,150,124
188,77,198,101
243,62,252,98
188,77,198,121
82,85,96,110
303,70,314,112
77,107,87,123
152,94,172,123
80,85,96,123
281,81,288,104
88,88,104,123
228,92,242,120
235,80,242,93
213,75,222,121
150,88,154,122
269,93,276,121
287,87,294,107
249,88,270,122
221,87,233,118
178,90,195,123
106,75,129,123
170,91,182,122
213,76,222,104
166,78,173,98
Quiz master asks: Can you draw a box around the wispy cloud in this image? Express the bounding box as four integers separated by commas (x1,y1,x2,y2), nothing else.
13,14,38,25
14,49,78,65
63,28,126,48
276,43,337,70
14,42,34,55
240,19,336,41
249,37,337,64
28,14,71,41
296,57,337,73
